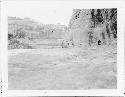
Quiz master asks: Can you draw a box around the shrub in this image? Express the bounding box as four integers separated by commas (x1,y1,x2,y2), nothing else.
8,38,33,49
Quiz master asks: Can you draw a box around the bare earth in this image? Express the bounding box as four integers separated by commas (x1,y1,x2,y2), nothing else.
8,44,117,90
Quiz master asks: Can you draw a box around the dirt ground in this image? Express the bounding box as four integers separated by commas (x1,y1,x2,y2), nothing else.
8,41,117,90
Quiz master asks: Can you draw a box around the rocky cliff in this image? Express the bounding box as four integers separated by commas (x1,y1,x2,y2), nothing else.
66,8,117,47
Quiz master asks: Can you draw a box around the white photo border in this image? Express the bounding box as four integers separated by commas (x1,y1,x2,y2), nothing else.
1,0,125,96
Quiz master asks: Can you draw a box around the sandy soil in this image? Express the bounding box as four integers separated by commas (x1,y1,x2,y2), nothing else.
8,45,117,90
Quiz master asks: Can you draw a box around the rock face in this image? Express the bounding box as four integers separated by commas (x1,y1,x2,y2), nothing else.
67,9,91,46
65,9,117,47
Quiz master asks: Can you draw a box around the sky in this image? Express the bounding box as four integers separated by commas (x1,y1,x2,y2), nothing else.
5,1,74,26
4,0,120,26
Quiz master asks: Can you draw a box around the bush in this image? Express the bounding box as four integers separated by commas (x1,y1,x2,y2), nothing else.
8,39,33,49
8,33,14,40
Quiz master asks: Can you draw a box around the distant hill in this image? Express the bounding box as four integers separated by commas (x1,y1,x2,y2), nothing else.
8,16,68,49
8,16,68,39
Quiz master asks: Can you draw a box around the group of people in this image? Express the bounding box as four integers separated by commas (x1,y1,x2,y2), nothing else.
61,40,74,48
59,37,102,48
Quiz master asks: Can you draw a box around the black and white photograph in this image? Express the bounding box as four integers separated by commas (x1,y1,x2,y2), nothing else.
8,6,117,90
0,0,124,95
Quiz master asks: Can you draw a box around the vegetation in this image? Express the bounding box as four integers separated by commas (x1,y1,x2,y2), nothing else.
8,17,67,49
67,8,117,47
8,8,117,49
91,8,117,38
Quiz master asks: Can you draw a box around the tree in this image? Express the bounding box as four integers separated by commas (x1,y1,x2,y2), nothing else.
90,8,117,45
